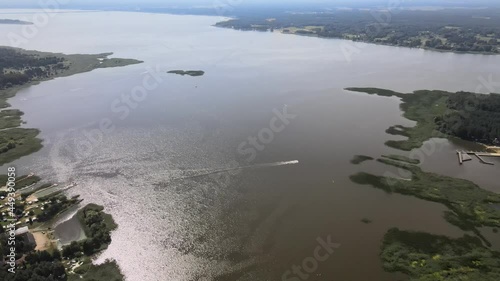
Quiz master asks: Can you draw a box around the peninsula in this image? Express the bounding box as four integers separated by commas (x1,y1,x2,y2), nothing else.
0,19,32,25
0,47,143,165
348,86,500,279
0,46,141,281
0,177,122,281
345,87,500,151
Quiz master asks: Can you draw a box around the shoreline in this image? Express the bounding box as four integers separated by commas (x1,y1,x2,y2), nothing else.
0,47,141,280
5,8,497,56
219,26,500,56
0,47,143,166
345,87,500,151
485,145,500,153
347,87,500,279
282,29,500,56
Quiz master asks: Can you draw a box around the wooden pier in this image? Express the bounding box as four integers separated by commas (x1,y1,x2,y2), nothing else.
457,151,500,165
474,153,495,165
461,153,472,162
456,151,473,165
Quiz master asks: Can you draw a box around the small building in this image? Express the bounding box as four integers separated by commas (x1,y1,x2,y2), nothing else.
15,226,36,250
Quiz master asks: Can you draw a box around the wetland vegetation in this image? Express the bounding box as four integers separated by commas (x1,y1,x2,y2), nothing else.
350,155,374,164
346,87,500,150
381,228,500,280
381,155,421,165
361,218,373,224
349,86,500,279
351,143,500,277
351,157,500,232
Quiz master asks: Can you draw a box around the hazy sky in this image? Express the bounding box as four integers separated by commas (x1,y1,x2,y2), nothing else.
1,0,499,9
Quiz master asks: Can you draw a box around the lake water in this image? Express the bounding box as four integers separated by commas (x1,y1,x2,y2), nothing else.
1,10,499,281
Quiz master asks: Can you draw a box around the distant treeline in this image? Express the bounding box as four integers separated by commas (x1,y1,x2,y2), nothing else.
216,8,500,54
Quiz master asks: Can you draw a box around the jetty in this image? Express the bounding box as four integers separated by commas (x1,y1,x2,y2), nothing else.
457,151,500,165
457,151,462,165
456,151,473,165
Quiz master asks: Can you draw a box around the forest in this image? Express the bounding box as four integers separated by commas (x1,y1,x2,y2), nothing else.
436,92,500,145
0,250,67,281
347,88,500,148
0,48,67,90
62,204,117,258
0,203,119,281
216,8,500,54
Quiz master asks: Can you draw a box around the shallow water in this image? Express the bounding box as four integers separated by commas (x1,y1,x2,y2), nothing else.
54,213,87,246
0,9,499,281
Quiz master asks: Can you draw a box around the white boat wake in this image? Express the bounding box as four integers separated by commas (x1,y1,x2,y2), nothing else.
177,160,299,180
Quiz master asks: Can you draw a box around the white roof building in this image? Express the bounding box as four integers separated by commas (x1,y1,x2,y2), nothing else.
15,226,30,236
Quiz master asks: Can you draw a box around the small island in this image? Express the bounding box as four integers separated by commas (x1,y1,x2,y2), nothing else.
0,19,33,25
167,70,205,77
381,154,420,165
350,155,374,165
